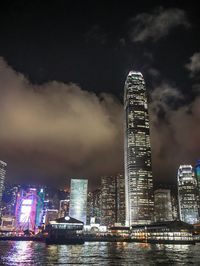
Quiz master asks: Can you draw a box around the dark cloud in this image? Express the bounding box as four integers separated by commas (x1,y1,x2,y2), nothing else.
150,82,200,184
0,58,123,187
185,52,200,78
85,25,107,45
129,6,190,42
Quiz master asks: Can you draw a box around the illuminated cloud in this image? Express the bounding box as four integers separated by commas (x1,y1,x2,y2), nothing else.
0,57,200,187
0,57,123,187
150,82,200,183
130,7,190,42
185,52,200,78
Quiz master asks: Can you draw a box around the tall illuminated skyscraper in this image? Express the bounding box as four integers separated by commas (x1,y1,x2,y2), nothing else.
69,179,88,224
195,160,200,215
0,160,7,216
177,165,199,224
124,71,154,226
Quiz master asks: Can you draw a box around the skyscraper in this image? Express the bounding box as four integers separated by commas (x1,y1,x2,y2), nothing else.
116,174,126,225
154,189,173,222
0,160,7,216
100,176,117,226
177,165,199,224
124,71,154,226
69,179,88,224
100,174,125,226
195,160,200,216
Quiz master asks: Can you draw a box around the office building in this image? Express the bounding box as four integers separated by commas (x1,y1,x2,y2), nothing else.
100,174,125,226
0,160,7,216
92,189,101,224
154,189,173,222
1,184,19,216
177,165,199,224
124,71,154,225
116,174,126,225
195,160,200,216
101,176,117,226
69,179,88,224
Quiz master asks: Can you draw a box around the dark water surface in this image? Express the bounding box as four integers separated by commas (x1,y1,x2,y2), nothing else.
0,241,200,265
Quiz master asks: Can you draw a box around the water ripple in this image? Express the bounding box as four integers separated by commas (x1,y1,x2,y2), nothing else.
0,241,200,265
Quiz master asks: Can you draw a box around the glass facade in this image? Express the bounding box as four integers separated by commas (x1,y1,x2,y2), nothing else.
69,179,88,224
177,165,199,224
124,71,154,226
195,160,200,216
100,174,125,226
154,189,173,222
0,160,7,216
100,176,117,226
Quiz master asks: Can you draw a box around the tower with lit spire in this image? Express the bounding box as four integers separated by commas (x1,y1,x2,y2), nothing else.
124,71,154,226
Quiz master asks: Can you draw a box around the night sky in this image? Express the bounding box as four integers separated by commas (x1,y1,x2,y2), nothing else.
0,0,200,188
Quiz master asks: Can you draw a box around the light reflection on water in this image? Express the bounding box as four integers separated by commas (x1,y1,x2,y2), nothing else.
0,241,200,265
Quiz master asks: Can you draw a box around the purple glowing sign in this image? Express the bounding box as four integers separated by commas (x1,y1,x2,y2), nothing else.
19,198,33,222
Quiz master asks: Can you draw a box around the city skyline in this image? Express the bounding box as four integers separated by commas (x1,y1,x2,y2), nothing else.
0,1,200,188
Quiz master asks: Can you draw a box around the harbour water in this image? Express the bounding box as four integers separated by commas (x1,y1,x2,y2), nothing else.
0,241,200,265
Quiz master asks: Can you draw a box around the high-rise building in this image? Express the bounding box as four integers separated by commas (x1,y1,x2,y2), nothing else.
170,187,179,221
195,160,200,216
101,176,117,226
69,179,88,224
87,192,94,224
100,174,125,226
86,189,102,225
177,165,199,224
0,161,7,216
124,71,154,226
116,174,126,225
15,187,45,231
92,189,101,224
2,184,20,216
154,189,173,222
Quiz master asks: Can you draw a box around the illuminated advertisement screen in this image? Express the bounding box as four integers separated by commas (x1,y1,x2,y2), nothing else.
22,199,33,205
19,199,33,222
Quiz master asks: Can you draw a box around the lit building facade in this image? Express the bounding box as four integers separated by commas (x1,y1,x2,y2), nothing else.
87,192,94,224
59,199,70,218
177,165,199,224
124,71,154,226
195,160,200,216
0,160,7,216
116,174,126,225
100,174,125,226
101,176,117,226
92,189,101,224
69,179,88,224
171,190,179,221
1,184,19,216
154,189,173,222
15,187,45,231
